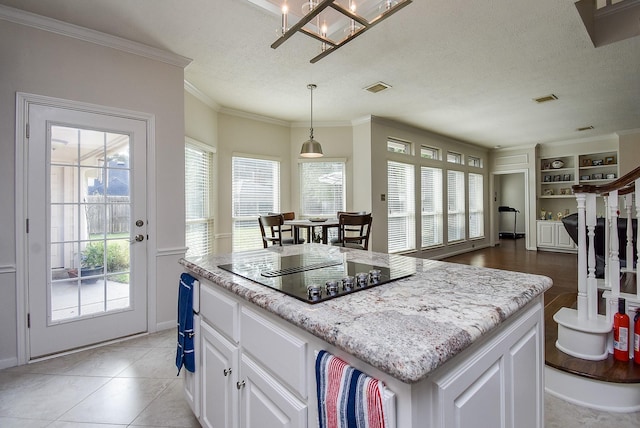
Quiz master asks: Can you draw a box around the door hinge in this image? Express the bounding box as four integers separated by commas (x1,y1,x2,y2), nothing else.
27,313,30,329
26,218,29,233
26,123,30,139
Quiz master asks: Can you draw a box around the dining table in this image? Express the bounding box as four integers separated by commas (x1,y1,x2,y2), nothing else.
284,218,339,244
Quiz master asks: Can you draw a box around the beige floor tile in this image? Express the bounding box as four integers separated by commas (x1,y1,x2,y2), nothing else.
48,422,126,428
116,347,178,379
63,346,152,377
0,374,108,420
131,378,200,427
544,394,640,428
0,416,51,427
57,377,173,425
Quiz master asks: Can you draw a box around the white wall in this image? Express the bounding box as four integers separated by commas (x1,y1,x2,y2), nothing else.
0,17,186,366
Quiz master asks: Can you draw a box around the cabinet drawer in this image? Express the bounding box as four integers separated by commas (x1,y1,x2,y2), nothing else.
200,283,239,342
241,307,307,398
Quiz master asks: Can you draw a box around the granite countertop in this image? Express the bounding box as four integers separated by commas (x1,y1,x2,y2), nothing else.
180,244,552,384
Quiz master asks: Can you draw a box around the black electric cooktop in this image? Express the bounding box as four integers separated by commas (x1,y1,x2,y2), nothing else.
218,251,416,304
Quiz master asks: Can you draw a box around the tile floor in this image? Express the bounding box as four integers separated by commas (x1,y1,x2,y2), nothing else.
1,328,639,427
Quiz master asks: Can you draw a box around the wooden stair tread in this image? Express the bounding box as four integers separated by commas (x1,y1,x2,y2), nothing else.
545,292,640,383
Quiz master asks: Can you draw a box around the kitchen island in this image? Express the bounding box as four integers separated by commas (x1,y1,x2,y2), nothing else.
180,244,552,428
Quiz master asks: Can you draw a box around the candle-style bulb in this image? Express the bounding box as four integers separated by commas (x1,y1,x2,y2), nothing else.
281,4,288,35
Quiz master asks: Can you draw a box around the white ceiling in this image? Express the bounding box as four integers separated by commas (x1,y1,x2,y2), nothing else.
1,0,638,149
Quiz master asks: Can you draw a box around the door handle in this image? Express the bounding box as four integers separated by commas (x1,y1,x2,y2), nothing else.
131,234,144,242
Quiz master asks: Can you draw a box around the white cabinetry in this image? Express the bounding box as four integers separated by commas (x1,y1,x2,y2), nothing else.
185,276,545,428
430,303,542,428
192,284,307,428
536,221,576,252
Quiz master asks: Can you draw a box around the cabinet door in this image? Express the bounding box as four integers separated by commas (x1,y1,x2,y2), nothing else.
537,222,556,247
183,314,201,418
555,223,575,249
201,320,239,428
239,354,307,428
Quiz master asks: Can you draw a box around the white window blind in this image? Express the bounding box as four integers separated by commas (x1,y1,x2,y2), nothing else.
447,170,466,242
468,173,484,239
421,166,443,248
388,161,415,253
300,161,345,217
185,143,214,257
232,156,280,252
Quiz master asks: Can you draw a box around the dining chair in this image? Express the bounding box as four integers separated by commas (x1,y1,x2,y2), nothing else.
330,211,367,245
259,214,296,248
333,213,372,250
267,211,304,243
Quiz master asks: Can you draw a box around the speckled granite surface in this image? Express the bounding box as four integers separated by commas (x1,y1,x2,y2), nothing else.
180,244,552,383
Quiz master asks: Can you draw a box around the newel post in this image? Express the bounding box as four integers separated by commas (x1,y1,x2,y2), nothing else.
575,192,588,319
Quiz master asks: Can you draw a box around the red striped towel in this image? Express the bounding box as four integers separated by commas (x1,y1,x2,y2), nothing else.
316,350,386,428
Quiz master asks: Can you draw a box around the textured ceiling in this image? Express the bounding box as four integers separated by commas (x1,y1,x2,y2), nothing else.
1,0,638,149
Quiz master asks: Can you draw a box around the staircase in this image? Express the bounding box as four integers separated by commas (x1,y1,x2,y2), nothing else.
550,166,640,411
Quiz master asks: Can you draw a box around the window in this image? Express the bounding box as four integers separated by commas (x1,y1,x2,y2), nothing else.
447,151,463,164
468,156,483,168
300,161,345,217
421,145,440,160
468,173,484,239
185,141,214,257
232,156,280,251
447,170,465,242
421,167,443,248
387,139,411,154
388,161,415,253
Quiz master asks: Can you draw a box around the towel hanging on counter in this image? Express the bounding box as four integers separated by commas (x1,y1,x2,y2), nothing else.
176,272,196,375
315,350,386,428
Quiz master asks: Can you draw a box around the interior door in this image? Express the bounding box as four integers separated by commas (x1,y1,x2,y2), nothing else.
27,102,148,358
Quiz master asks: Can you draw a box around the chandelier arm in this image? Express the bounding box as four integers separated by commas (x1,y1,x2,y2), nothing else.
328,3,370,27
299,28,338,47
271,0,335,49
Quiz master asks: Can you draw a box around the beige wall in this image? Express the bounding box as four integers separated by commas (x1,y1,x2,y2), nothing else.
370,117,491,256
619,131,640,176
0,19,186,367
215,113,291,253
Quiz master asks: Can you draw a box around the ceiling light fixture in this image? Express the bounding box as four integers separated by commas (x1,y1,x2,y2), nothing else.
300,84,324,158
272,0,413,63
577,125,594,131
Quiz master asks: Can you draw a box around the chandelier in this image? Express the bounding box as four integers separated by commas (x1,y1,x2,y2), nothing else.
271,0,412,63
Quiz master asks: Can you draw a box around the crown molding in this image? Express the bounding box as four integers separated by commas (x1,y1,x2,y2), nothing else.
616,128,640,136
0,4,192,68
351,115,372,126
539,132,619,148
218,107,290,127
184,80,220,110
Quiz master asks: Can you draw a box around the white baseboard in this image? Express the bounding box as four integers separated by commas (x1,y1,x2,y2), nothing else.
156,320,177,331
0,356,19,370
545,366,640,413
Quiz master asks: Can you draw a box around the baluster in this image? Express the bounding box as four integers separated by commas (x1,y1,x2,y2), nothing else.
609,190,620,297
636,179,640,300
576,193,587,320
603,196,609,289
625,194,633,273
586,193,597,320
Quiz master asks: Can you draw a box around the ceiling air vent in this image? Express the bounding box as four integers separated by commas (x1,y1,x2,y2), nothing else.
364,82,391,93
533,94,558,103
577,125,594,131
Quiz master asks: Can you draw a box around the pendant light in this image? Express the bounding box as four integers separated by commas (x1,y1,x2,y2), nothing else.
300,83,324,158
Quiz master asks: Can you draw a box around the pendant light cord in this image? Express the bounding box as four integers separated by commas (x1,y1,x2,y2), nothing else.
308,83,316,140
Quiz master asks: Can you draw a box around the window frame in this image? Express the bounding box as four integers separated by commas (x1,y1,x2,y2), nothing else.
420,145,441,160
298,158,346,218
184,137,215,258
387,138,412,155
231,154,281,252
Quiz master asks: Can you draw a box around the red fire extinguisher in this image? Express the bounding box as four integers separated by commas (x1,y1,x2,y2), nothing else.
634,309,640,364
613,298,629,362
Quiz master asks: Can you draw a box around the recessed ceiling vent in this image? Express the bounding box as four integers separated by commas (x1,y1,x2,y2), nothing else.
577,125,594,131
365,82,392,93
533,94,558,103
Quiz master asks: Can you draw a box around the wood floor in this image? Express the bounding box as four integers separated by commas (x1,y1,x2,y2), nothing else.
440,238,640,383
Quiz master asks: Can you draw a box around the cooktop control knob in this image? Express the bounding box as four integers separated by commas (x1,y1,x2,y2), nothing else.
307,284,322,300
356,272,369,287
342,276,354,291
369,269,381,283
325,280,339,295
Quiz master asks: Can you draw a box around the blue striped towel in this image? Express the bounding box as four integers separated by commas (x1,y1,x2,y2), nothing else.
316,350,386,428
176,273,196,375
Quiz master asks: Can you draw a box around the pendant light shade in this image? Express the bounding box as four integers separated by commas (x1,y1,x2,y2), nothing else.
300,84,323,158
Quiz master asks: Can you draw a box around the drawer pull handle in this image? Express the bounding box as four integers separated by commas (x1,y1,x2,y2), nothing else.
223,368,232,376
236,380,245,390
